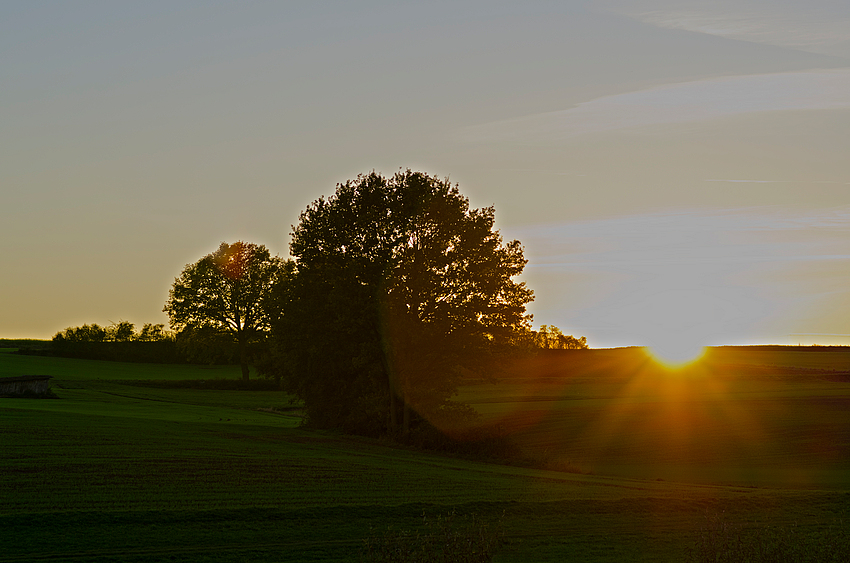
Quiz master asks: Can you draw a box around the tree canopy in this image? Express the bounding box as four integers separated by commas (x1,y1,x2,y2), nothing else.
163,241,290,380
273,170,533,435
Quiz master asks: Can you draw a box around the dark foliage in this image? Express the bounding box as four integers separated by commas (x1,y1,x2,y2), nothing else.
0,339,51,350
175,325,239,365
46,340,185,363
23,341,238,366
39,323,184,363
269,170,533,437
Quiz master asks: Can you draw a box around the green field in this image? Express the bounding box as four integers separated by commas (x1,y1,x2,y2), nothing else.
2,347,849,562
459,347,850,487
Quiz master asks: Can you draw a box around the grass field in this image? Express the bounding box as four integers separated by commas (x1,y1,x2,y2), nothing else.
458,347,850,487
2,346,849,562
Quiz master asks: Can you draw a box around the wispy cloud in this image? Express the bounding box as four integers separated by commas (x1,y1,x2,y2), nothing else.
705,179,850,184
599,0,850,57
705,179,789,184
518,207,850,270
459,70,850,144
789,333,850,337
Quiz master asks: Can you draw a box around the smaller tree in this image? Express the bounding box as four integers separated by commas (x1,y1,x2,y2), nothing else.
163,241,289,380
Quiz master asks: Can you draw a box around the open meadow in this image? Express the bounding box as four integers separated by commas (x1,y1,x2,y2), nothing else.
2,346,849,562
459,347,850,487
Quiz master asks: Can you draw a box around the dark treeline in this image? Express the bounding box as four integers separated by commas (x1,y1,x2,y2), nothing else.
519,324,588,350
1,339,48,349
22,322,190,364
41,340,183,364
160,169,587,440
55,321,170,343
30,321,266,365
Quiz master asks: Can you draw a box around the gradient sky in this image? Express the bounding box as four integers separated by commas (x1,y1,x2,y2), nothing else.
3,1,850,349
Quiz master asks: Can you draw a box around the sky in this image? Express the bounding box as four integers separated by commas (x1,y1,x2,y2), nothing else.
2,1,850,350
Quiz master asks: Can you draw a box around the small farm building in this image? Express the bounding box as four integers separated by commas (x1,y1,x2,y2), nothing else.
0,375,53,396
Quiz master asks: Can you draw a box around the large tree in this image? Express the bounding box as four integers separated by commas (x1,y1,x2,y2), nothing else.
275,170,533,435
164,241,289,380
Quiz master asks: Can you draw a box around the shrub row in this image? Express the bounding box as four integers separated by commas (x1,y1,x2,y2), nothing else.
18,340,188,364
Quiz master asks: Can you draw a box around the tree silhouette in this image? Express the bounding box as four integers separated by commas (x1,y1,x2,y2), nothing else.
163,241,289,380
276,170,533,435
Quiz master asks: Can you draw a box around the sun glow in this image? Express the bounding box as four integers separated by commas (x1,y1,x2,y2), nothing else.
647,340,707,368
609,289,725,368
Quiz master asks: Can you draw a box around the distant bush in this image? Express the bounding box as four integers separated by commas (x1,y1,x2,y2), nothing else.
360,511,503,563
510,324,588,350
687,512,850,563
47,339,185,364
0,339,50,349
4,340,52,357
20,321,271,367
38,322,190,364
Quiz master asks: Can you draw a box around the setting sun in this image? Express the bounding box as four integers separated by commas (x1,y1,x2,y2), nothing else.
647,340,707,368
610,289,719,368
